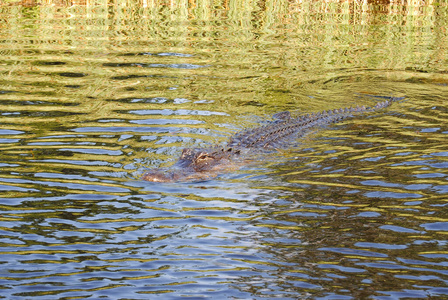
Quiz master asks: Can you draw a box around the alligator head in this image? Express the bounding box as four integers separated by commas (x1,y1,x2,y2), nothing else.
142,147,239,182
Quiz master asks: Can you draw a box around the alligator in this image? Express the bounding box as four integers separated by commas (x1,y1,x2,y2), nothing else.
142,96,404,182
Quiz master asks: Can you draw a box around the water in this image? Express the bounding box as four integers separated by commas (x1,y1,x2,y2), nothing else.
0,1,447,299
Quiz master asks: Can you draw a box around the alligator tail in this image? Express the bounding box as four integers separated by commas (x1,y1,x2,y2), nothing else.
363,95,405,111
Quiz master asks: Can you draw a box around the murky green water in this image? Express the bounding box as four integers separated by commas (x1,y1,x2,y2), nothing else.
0,1,447,299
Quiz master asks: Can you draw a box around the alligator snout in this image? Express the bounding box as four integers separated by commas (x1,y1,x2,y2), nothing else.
142,169,180,183
142,168,218,183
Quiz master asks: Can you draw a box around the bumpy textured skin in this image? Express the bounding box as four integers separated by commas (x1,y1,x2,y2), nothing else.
142,96,403,182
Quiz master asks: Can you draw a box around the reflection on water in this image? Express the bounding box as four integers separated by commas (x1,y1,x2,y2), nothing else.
0,0,448,299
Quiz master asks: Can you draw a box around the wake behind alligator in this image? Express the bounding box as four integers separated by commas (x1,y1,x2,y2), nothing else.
143,96,404,182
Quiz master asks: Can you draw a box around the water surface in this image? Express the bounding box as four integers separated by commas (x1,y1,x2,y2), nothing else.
0,1,447,299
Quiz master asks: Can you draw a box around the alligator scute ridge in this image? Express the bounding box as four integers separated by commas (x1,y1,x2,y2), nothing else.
142,96,404,182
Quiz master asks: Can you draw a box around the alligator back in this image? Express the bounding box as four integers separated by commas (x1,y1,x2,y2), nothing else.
227,97,401,150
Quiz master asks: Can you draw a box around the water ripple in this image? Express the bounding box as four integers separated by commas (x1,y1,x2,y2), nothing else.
0,1,447,299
